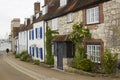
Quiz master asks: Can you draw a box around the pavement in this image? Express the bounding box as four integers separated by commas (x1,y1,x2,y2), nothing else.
3,52,120,80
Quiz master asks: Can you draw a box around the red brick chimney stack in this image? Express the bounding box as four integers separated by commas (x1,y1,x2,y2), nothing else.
34,1,40,14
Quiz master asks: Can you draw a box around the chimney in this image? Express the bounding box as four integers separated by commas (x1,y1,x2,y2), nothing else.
34,1,40,14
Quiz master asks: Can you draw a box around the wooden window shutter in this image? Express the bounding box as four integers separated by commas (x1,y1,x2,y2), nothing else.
99,3,104,23
35,28,38,39
40,27,42,39
40,48,43,60
36,47,38,58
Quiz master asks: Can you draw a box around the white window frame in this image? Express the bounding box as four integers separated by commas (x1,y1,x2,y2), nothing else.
60,0,67,7
87,45,101,63
52,18,58,30
86,6,99,24
67,13,73,23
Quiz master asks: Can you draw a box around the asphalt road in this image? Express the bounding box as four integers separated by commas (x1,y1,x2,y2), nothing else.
0,54,35,80
0,52,120,80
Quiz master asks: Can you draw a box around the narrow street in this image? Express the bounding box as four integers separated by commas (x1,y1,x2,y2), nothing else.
0,52,119,80
0,53,35,80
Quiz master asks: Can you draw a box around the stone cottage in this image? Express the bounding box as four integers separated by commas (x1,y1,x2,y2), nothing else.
43,0,120,70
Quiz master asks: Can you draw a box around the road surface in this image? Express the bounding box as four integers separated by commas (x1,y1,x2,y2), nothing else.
0,53,35,80
0,52,120,80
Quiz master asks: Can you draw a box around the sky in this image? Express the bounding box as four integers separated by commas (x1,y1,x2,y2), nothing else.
0,0,44,39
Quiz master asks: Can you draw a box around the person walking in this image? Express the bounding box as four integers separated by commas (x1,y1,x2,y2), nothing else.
6,48,9,53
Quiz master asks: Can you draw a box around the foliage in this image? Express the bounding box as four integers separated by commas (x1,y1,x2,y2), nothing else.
73,46,86,68
33,60,40,65
117,60,120,69
70,22,91,44
70,22,91,71
16,51,32,62
78,59,93,72
46,54,54,65
45,26,58,65
102,48,118,74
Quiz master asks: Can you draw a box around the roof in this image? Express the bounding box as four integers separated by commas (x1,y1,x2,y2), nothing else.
52,35,71,42
26,0,110,30
35,0,110,22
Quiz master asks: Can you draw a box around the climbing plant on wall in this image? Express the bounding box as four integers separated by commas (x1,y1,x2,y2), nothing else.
70,22,91,69
45,26,59,65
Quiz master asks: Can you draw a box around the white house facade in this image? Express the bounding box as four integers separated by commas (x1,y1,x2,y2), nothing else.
30,21,45,62
18,31,28,53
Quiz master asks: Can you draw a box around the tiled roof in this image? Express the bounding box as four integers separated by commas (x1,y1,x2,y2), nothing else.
27,0,110,30
19,24,25,32
34,0,109,23
52,35,70,42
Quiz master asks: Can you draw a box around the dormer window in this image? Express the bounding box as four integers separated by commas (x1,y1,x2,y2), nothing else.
30,16,33,24
60,0,67,7
36,13,39,19
42,5,48,15
24,18,27,26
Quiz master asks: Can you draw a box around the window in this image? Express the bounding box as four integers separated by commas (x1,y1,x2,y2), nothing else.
40,27,42,39
86,6,99,24
36,13,39,19
52,18,58,30
30,16,33,24
87,45,101,63
84,39,103,63
60,0,67,7
67,13,73,23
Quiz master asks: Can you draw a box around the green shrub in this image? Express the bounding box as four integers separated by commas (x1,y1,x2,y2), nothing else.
46,54,54,65
78,59,93,72
73,46,86,68
102,49,118,74
20,51,28,57
33,60,40,65
25,55,33,62
19,51,32,62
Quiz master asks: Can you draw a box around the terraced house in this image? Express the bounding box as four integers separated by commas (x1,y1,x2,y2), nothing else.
11,0,120,70
43,0,120,70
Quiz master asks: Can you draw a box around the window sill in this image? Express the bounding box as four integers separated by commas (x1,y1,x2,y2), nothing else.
67,20,73,24
85,22,100,26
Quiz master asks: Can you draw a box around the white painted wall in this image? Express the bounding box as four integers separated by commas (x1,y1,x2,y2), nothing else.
18,31,28,53
33,21,45,62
